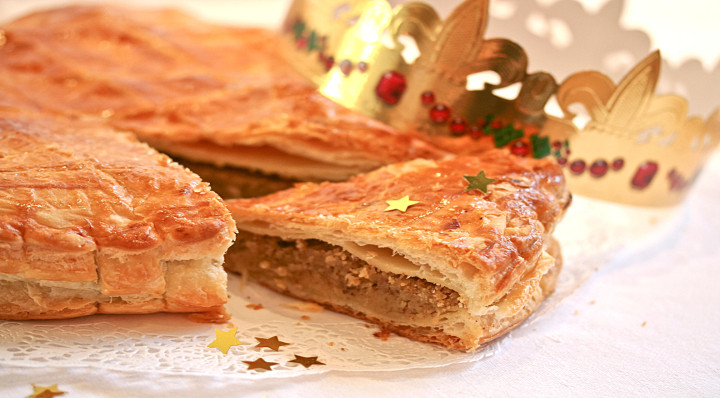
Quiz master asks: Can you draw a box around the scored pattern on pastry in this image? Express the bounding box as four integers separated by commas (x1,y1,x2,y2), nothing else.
0,110,236,319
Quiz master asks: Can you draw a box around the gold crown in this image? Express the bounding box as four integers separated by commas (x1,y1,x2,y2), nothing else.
281,0,720,207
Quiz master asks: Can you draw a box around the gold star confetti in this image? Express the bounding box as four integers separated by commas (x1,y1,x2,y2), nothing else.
289,354,326,368
243,357,278,371
28,385,66,398
384,195,419,212
464,171,497,193
207,327,243,354
255,336,290,351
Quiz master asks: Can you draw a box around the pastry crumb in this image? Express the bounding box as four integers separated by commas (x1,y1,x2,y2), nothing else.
246,303,264,310
373,329,392,341
345,274,360,287
283,301,324,313
186,307,232,324
301,315,311,321
641,321,647,327
328,342,334,346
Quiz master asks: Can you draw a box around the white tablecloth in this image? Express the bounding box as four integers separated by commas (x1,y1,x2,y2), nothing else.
1,1,718,396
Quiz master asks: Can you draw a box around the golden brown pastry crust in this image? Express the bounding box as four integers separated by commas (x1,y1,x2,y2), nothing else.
113,86,450,181
0,109,236,319
228,150,568,306
225,149,569,349
0,6,450,181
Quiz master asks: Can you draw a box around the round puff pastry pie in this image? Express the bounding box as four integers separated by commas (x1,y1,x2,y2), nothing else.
0,109,237,320
224,149,570,351
0,6,453,198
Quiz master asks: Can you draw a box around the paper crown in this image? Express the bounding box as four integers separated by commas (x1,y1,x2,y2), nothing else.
281,0,720,206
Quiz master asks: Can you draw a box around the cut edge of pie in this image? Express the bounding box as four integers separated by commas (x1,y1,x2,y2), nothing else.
225,229,561,351
223,151,570,350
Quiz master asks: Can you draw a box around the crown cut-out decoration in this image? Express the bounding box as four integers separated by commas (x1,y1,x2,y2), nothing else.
281,0,720,207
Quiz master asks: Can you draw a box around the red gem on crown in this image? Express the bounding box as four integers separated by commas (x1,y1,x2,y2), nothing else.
631,161,659,190
430,104,450,123
375,71,407,105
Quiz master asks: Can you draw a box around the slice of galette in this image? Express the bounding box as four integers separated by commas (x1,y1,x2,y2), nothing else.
224,149,570,350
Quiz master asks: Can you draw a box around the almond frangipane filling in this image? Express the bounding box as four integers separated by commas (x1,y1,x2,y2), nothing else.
226,230,465,323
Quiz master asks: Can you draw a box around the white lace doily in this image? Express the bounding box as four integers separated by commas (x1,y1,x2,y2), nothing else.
0,281,496,379
0,195,681,378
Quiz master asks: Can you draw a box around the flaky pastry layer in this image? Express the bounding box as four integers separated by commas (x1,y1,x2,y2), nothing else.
227,150,569,313
0,109,236,319
227,230,561,351
0,5,450,182
174,158,297,199
225,150,569,349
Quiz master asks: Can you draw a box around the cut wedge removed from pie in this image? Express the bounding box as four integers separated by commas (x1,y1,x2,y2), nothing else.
224,149,570,350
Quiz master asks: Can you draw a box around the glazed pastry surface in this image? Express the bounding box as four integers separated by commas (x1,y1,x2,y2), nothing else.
0,109,237,319
0,6,450,181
